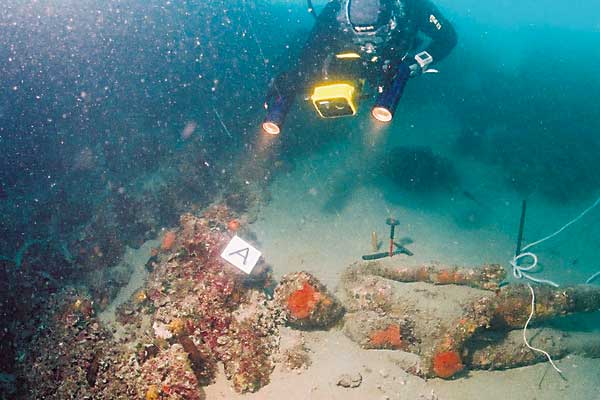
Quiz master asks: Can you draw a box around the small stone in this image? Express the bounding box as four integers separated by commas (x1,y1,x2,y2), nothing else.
337,372,362,388
379,368,389,378
216,336,229,345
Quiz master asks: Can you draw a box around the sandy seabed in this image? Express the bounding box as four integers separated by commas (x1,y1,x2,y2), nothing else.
226,104,600,399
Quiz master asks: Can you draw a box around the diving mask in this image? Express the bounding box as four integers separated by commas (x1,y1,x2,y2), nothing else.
346,0,393,36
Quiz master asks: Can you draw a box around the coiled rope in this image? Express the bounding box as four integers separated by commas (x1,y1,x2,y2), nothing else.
510,195,600,287
510,195,600,376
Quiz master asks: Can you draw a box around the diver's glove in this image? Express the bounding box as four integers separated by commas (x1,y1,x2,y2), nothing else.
408,63,423,77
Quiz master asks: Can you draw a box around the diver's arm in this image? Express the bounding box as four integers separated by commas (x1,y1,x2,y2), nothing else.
262,2,341,133
413,0,457,64
270,1,341,96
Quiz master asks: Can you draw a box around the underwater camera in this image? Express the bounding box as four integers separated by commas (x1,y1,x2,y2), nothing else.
262,52,364,135
310,53,411,123
309,52,364,119
262,51,411,134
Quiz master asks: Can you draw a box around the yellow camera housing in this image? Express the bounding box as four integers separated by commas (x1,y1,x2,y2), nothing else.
310,82,358,119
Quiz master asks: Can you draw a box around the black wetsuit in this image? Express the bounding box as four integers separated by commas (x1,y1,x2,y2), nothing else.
271,0,457,98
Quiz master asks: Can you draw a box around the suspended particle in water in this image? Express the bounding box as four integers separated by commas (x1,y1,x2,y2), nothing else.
181,121,197,140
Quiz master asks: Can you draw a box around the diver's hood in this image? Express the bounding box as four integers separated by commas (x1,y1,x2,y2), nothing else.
338,0,406,52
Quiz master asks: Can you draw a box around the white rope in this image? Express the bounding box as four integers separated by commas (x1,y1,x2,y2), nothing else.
523,283,562,374
509,197,600,378
510,195,600,287
586,270,600,284
522,196,600,252
510,252,559,288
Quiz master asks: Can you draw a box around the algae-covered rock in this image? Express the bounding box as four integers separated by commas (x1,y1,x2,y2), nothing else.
274,271,344,329
144,207,279,394
139,344,205,400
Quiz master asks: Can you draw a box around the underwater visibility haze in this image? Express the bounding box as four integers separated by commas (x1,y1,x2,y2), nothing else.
1,0,600,398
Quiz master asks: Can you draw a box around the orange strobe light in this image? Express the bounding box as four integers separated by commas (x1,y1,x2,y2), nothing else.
262,121,281,135
372,62,411,123
262,93,293,135
371,106,393,122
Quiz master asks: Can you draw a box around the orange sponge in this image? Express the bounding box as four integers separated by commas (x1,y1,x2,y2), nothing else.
287,282,320,319
433,351,464,378
161,231,177,251
369,324,403,349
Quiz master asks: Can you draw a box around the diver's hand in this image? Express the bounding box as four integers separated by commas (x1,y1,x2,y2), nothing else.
408,63,422,77
409,62,439,77
408,50,439,77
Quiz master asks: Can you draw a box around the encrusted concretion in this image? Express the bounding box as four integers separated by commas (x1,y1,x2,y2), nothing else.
274,271,344,329
340,261,600,380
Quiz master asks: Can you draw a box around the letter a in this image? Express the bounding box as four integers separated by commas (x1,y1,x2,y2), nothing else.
229,247,250,265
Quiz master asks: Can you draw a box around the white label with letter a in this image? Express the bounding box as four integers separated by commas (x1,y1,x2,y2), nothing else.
220,235,262,274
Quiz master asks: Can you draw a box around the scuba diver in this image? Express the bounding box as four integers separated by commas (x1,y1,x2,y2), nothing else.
262,0,457,135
